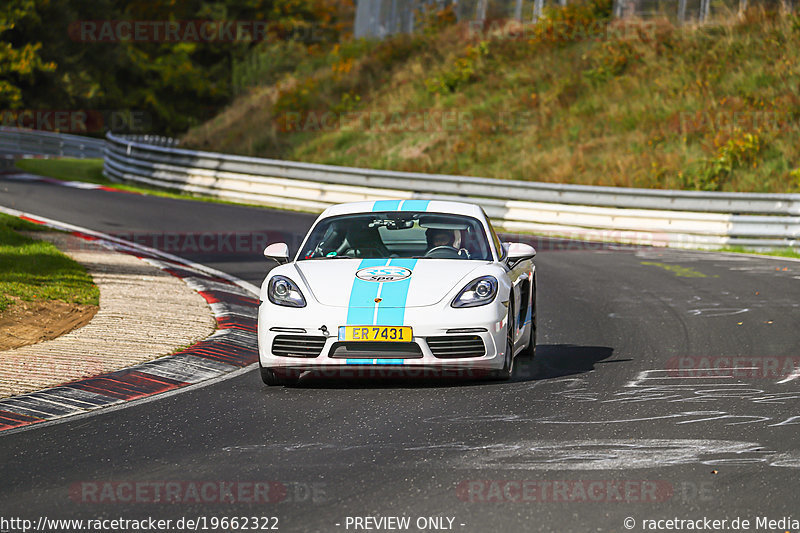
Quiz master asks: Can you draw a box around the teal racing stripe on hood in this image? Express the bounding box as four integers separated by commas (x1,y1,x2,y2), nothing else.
346,258,387,325
374,258,417,326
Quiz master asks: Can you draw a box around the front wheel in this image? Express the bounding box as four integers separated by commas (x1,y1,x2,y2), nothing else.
260,364,299,386
490,303,515,381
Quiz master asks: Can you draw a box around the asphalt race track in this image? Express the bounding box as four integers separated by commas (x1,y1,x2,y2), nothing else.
1,176,799,532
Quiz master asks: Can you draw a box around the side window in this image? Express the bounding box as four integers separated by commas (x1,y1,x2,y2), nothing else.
483,210,504,259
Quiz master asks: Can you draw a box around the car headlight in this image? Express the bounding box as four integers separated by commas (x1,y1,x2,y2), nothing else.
267,275,306,308
451,276,498,308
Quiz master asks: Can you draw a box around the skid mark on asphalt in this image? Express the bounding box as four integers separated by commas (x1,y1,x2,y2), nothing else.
685,307,750,317
635,250,753,263
218,368,800,471
635,249,798,279
423,368,800,429
447,439,793,470
219,439,799,470
604,285,800,320
778,368,800,384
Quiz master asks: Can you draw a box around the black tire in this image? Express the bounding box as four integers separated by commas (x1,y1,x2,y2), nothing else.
260,364,299,386
490,302,515,381
520,289,537,358
519,313,536,360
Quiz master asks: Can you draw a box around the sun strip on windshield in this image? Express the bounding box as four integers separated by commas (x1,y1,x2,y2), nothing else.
371,200,430,212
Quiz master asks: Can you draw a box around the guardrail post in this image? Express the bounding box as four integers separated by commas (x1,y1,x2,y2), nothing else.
699,0,710,22
533,0,544,20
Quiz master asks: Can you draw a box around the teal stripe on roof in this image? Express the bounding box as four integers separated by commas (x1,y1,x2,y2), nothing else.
400,200,430,211
372,200,401,211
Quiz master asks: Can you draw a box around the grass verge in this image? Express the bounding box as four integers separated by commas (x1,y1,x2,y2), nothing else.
719,246,800,260
0,213,99,312
183,2,800,193
15,158,198,198
15,158,106,184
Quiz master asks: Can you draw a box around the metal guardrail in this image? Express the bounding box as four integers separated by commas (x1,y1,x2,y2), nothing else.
0,127,795,250
0,127,105,159
103,132,799,251
119,135,181,148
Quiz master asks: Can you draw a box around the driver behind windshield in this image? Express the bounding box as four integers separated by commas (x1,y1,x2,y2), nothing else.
426,228,457,250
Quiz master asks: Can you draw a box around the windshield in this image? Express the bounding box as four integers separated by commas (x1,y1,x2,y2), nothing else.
298,212,492,260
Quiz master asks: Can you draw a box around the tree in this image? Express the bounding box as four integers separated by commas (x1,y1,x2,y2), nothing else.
0,0,56,109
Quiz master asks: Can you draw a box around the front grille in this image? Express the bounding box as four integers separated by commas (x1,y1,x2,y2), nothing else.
330,342,423,359
426,335,486,358
271,335,327,358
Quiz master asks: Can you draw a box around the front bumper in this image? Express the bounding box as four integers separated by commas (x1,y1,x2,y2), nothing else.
258,301,508,374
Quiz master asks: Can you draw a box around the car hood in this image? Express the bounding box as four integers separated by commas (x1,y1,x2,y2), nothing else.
293,259,487,308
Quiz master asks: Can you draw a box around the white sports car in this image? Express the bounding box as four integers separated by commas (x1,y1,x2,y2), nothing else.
258,200,536,385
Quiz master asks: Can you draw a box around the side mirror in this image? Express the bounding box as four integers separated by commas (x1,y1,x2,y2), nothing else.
504,242,536,265
264,243,290,264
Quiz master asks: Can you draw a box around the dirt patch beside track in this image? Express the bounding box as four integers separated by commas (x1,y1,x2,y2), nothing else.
0,297,98,351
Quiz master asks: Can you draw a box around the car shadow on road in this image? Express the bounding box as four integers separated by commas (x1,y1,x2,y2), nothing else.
274,344,616,389
511,344,616,383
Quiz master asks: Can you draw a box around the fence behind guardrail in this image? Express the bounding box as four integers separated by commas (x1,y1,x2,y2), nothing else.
0,127,105,159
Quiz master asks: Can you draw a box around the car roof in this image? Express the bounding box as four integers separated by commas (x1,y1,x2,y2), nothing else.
319,200,486,219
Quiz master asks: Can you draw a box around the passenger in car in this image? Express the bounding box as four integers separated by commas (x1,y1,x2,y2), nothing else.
344,225,390,257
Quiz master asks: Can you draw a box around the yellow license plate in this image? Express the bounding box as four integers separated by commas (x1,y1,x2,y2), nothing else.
338,326,413,342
